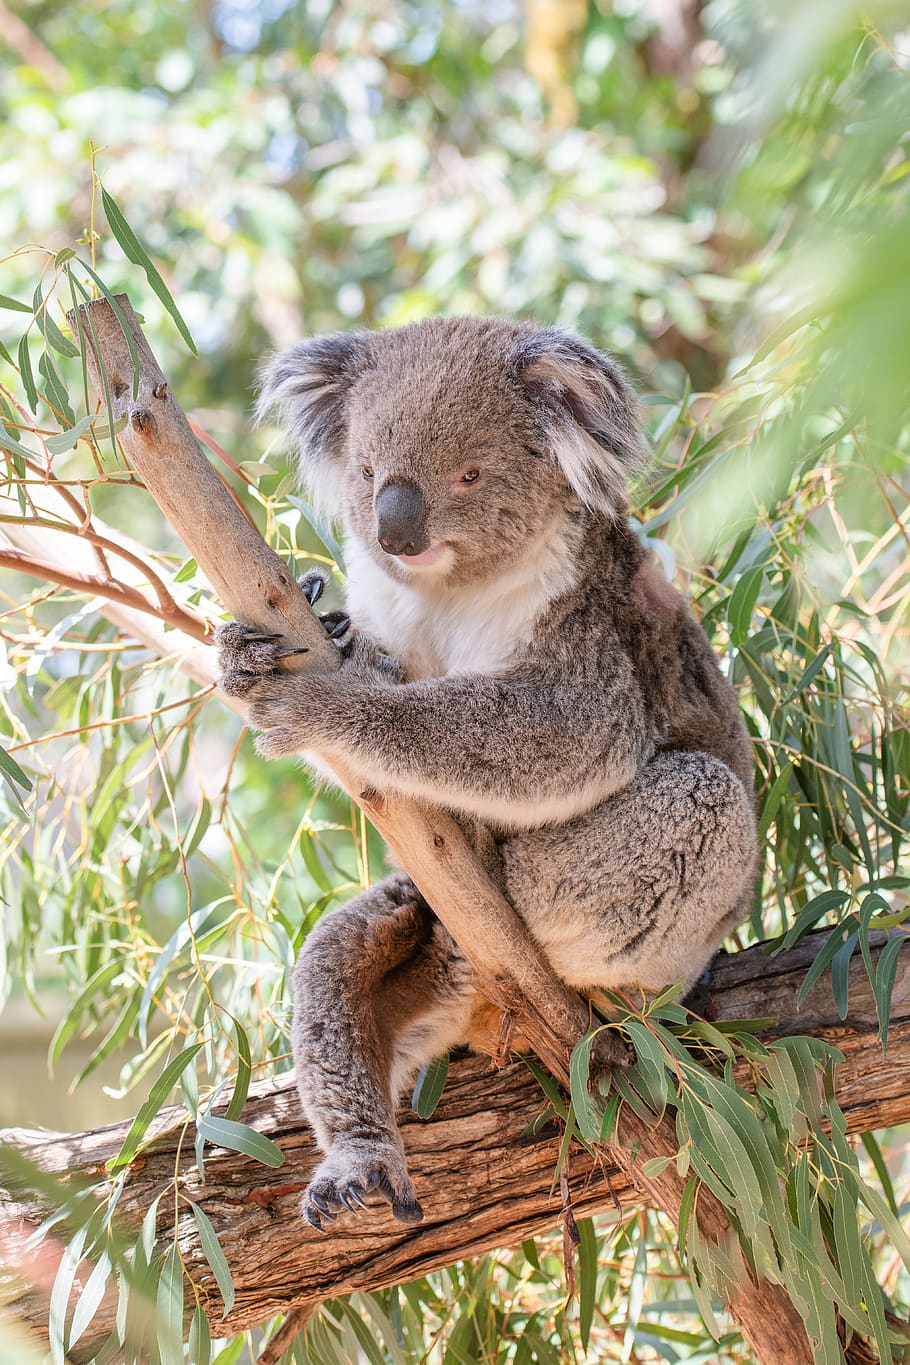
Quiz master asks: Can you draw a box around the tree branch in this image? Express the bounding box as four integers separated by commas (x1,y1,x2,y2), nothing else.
2,929,907,1357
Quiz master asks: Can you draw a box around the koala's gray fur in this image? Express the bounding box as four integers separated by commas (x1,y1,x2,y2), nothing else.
217,316,757,1230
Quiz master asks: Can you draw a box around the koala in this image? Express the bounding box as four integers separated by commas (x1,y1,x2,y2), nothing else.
217,316,757,1230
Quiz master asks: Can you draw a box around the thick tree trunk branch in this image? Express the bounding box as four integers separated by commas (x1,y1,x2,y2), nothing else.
2,929,907,1358
0,293,875,1361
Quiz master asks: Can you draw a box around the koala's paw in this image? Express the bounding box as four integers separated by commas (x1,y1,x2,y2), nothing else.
302,1142,423,1232
216,621,305,690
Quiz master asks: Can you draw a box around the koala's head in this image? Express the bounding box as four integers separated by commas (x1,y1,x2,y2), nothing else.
258,317,644,588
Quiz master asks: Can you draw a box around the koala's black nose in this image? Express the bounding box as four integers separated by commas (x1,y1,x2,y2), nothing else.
375,482,429,557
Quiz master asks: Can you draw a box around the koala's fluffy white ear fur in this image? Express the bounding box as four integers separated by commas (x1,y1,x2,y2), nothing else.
515,328,646,517
256,333,370,514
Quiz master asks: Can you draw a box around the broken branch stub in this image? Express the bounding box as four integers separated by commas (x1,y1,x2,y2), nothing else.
65,295,338,660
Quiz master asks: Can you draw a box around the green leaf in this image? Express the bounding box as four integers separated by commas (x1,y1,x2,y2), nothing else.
188,1305,211,1362
569,1028,603,1145
183,796,212,860
576,1216,597,1351
0,744,32,796
777,889,850,953
873,933,906,1050
857,1173,910,1276
782,644,834,705
109,1042,205,1170
677,1173,698,1249
550,1106,577,1194
101,188,197,354
728,564,764,646
68,1251,111,1347
49,1224,88,1365
830,930,858,1019
139,901,219,1048
757,759,795,842
45,414,100,455
156,1241,185,1365
640,1154,674,1178
48,957,125,1071
623,1019,669,1121
830,1175,862,1309
0,292,31,313
0,421,36,461
18,332,38,410
522,1055,568,1122
223,1012,252,1123
859,1131,898,1216
597,1091,620,1145
197,1115,285,1167
173,557,198,583
797,921,854,1004
411,1051,449,1119
33,296,80,357
613,1067,659,1125
190,1200,235,1317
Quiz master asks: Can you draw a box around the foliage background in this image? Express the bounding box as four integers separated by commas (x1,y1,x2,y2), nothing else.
0,0,908,1360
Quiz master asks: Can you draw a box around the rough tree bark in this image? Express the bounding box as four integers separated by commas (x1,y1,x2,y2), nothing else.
0,296,896,1362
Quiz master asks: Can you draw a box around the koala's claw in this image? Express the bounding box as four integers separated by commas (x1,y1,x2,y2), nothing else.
298,569,328,606
319,610,351,640
304,1206,328,1233
308,1188,335,1215
338,1184,368,1213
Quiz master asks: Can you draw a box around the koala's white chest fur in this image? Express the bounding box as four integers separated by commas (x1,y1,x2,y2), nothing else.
344,524,578,681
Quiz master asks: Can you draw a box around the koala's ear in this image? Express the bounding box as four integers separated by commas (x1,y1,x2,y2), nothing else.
256,332,371,513
514,328,646,516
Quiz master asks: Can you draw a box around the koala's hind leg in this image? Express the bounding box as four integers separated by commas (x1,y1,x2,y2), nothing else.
501,751,757,1000
291,874,474,1229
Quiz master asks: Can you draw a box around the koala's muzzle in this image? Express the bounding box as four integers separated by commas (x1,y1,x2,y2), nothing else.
375,482,429,557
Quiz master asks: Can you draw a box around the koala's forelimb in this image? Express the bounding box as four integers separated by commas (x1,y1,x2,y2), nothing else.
220,647,651,826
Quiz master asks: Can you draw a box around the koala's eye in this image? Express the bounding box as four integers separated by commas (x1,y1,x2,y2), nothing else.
361,464,374,480
460,468,481,485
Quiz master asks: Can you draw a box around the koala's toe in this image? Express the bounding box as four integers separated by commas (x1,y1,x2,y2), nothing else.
392,1194,424,1225
220,669,261,698
253,727,299,759
216,622,296,675
367,1168,423,1224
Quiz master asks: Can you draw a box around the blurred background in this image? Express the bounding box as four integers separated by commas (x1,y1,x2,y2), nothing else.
0,1,908,1358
